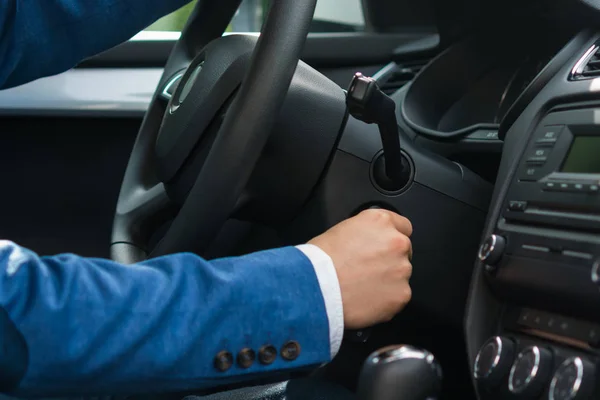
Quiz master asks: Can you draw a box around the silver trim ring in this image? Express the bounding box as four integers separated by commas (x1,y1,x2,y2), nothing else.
371,346,431,364
591,259,600,284
161,71,185,101
571,44,599,79
478,235,498,262
474,336,503,379
548,357,584,400
508,346,541,394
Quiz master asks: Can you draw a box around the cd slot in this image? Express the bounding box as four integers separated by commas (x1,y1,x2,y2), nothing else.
505,204,600,233
503,230,597,266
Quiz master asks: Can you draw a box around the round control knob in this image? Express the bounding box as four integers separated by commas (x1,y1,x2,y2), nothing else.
478,234,506,268
474,336,515,387
549,357,596,400
508,346,553,397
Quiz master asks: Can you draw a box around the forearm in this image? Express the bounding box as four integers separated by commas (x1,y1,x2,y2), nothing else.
0,241,333,396
0,0,191,89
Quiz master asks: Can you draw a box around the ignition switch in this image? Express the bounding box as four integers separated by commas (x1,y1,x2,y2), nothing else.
346,73,412,193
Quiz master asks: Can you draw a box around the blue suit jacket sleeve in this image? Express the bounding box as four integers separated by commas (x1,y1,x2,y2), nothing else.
0,241,331,396
0,0,191,89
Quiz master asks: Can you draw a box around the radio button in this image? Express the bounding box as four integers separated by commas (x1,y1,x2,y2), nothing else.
543,181,600,193
520,166,544,181
543,182,559,191
536,125,563,141
536,138,558,146
530,148,551,158
526,156,548,165
508,201,527,211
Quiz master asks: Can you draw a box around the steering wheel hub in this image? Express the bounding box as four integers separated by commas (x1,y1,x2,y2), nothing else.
156,35,258,182
173,61,204,110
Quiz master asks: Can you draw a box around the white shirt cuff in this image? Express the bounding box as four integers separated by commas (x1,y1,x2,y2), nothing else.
295,244,344,360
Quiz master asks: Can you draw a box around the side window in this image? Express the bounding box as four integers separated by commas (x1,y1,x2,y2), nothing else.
144,0,365,34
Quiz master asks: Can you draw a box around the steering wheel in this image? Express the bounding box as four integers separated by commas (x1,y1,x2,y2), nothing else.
108,2,496,397
110,0,337,263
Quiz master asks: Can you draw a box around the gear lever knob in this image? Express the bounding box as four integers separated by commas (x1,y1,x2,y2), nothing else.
357,345,443,400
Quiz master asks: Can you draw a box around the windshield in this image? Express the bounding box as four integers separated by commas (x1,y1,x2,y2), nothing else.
139,0,366,38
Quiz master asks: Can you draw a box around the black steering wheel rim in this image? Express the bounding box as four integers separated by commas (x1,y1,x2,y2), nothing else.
111,0,319,264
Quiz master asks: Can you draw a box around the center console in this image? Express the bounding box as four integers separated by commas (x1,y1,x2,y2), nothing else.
465,31,600,400
476,108,600,399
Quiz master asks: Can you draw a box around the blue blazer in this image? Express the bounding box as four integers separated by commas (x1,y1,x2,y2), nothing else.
0,242,331,396
0,0,332,396
0,0,190,89
0,1,332,395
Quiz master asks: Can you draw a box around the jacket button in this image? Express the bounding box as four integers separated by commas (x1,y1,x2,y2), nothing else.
258,345,277,365
281,341,301,361
214,350,233,372
237,348,256,369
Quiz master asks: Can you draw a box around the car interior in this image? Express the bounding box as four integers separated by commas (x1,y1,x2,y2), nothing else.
1,0,600,399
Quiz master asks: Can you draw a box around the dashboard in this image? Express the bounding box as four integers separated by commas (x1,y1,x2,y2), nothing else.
457,27,600,400
374,4,600,397
401,25,574,142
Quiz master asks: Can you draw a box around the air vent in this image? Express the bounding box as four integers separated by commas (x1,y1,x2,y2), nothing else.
571,44,600,80
376,61,429,95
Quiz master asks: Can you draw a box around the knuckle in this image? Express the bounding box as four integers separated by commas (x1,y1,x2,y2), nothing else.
364,208,391,224
397,285,412,307
391,285,412,308
389,233,411,253
402,217,414,237
402,285,412,305
402,261,413,279
376,211,392,225
390,260,412,280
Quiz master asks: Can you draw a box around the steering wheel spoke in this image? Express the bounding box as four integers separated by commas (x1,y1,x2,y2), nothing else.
111,183,175,263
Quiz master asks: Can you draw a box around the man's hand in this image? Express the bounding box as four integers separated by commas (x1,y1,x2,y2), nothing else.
308,208,413,330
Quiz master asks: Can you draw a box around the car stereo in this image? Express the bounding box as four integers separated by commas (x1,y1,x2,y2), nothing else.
506,107,600,232
478,106,600,323
472,107,600,398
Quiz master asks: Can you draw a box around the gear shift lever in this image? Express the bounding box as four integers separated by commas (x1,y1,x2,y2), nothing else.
357,345,443,400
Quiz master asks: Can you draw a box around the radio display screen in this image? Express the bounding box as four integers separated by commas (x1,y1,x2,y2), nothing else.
561,136,600,173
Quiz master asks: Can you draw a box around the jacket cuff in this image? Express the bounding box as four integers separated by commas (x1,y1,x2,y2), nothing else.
295,244,344,359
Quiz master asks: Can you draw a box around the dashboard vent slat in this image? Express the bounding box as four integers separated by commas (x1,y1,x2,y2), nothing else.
582,70,600,78
586,58,600,67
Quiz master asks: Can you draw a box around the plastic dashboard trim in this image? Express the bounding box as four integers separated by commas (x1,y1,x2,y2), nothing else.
0,68,163,118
